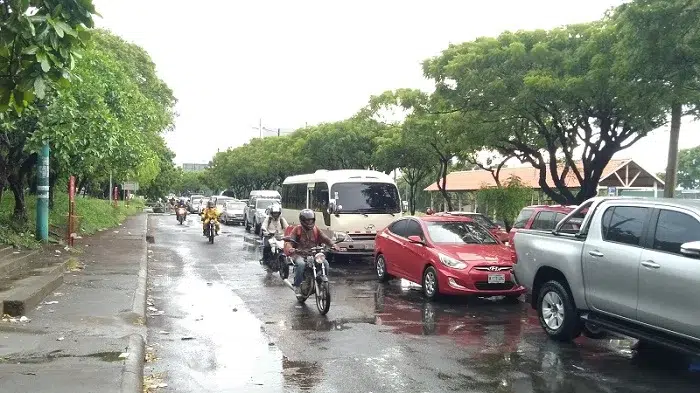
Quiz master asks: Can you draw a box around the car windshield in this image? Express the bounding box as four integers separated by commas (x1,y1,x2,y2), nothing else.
256,199,277,209
226,202,245,210
426,221,498,245
216,199,232,206
467,214,496,228
330,182,400,214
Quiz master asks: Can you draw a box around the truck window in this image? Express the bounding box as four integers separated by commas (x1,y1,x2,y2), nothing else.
653,210,700,255
513,208,534,229
602,206,650,247
531,211,556,230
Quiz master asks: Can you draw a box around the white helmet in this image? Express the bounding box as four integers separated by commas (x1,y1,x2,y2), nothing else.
269,204,282,218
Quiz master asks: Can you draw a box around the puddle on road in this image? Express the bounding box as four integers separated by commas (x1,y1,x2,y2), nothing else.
282,357,323,390
85,351,124,362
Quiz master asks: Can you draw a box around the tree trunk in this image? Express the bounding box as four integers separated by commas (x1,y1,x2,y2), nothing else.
8,175,27,220
663,102,682,198
437,159,453,211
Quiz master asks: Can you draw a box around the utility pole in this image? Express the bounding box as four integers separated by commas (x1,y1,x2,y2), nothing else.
36,143,49,242
109,172,112,204
259,118,262,138
278,128,281,137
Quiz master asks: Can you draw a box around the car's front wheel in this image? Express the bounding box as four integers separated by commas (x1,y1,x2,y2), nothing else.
375,254,392,282
537,280,581,341
422,266,440,301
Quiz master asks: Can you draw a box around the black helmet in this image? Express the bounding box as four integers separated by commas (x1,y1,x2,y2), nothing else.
207,201,215,208
299,209,315,230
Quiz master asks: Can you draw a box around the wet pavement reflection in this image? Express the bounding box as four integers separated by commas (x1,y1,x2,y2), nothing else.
145,214,700,392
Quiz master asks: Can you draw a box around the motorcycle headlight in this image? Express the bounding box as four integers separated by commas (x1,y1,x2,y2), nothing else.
314,252,325,263
438,253,467,270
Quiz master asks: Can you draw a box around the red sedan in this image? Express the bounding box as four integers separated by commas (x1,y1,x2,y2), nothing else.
374,215,525,300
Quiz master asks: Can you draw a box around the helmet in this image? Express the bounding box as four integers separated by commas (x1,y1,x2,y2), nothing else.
269,204,281,219
207,201,215,208
299,209,315,230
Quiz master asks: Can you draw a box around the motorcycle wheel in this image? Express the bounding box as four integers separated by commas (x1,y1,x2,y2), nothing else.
178,217,184,225
208,227,215,244
316,282,331,315
279,257,289,280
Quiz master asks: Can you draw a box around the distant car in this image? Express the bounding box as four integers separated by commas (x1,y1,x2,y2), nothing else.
437,212,509,244
221,201,246,225
508,205,578,245
212,196,236,216
374,215,526,300
198,198,210,214
189,195,205,213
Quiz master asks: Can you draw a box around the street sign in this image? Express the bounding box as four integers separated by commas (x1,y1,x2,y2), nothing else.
122,182,139,191
607,186,617,196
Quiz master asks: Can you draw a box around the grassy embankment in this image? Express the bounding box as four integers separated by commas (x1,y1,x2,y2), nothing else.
0,193,144,248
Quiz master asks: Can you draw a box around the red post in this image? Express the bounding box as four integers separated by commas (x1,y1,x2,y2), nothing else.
67,176,76,246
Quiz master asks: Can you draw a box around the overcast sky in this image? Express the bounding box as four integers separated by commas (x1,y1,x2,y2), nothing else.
92,0,700,173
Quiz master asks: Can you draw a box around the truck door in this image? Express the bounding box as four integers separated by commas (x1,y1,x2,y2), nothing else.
637,209,700,339
582,205,650,319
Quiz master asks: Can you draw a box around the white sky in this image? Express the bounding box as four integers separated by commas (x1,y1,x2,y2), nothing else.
93,0,700,173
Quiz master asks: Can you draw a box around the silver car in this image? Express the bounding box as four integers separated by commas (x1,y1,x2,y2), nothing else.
221,201,246,225
513,197,700,354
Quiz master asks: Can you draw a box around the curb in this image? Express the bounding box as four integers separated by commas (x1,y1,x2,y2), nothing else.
121,213,149,393
120,334,145,393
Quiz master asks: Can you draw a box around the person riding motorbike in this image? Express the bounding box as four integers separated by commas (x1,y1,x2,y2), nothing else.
176,199,187,221
261,204,289,265
284,209,338,296
200,201,220,236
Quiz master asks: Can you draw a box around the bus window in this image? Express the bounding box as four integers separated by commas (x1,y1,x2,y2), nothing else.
313,182,331,226
330,182,400,214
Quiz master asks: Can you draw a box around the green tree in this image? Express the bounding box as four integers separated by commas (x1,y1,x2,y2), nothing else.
677,145,700,189
424,22,666,204
612,0,700,197
0,0,96,111
476,176,531,231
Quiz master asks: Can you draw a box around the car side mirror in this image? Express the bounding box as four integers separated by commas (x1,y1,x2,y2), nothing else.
407,235,424,245
680,241,700,258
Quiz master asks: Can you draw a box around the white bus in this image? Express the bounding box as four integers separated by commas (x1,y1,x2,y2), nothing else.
281,169,405,256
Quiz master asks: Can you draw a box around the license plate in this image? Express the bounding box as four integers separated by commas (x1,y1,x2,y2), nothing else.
488,274,506,284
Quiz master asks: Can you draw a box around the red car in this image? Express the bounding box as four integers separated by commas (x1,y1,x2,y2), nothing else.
508,204,578,245
437,212,509,243
374,215,526,300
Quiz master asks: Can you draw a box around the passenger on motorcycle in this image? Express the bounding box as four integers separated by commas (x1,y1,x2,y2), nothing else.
285,209,338,296
176,200,187,220
261,204,289,264
200,201,220,236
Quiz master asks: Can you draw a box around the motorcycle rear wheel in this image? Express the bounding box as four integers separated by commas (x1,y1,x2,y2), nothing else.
316,282,331,315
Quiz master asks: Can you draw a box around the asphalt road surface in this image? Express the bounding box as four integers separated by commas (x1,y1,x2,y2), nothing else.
144,213,700,393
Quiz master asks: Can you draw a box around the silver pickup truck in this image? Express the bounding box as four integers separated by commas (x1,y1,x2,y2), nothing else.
513,196,700,355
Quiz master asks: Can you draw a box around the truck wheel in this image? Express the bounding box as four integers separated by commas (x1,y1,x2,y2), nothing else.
537,280,581,342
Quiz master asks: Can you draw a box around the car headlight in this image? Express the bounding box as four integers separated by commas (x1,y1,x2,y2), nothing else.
333,232,350,242
438,253,467,270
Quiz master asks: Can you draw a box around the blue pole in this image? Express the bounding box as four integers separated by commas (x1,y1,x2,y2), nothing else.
36,143,49,242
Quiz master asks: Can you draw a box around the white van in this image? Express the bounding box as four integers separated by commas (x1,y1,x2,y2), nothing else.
281,169,405,256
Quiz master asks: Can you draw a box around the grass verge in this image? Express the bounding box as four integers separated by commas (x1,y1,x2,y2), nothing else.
0,192,144,248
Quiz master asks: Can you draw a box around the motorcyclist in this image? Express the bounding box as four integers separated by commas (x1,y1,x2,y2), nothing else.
200,201,220,236
285,209,338,296
261,204,289,265
176,199,187,221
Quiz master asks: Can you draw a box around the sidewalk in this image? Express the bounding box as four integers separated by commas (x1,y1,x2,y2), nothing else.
0,214,148,393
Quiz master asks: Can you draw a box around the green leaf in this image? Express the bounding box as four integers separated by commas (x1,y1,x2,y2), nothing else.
55,21,78,37
34,77,46,99
54,24,65,38
21,46,39,55
41,57,51,72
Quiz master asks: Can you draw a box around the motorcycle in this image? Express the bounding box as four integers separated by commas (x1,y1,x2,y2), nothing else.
281,238,334,315
262,233,290,279
176,207,187,225
204,220,216,244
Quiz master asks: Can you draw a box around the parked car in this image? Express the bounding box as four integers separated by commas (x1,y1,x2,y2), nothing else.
437,212,509,243
374,215,526,300
211,196,236,216
197,198,210,214
221,200,246,225
513,197,700,355
508,205,578,245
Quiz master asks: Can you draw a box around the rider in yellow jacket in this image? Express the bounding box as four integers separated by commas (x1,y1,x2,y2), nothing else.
201,201,220,236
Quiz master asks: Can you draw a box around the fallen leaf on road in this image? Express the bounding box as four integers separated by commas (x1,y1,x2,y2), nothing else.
232,308,238,312
143,373,167,392
43,301,59,305
206,282,212,286
147,306,158,312
19,316,30,323
57,337,64,341
158,331,169,335
181,337,195,341
53,292,64,297
113,231,119,234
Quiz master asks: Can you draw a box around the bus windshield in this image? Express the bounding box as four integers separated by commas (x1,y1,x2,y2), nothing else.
331,182,400,214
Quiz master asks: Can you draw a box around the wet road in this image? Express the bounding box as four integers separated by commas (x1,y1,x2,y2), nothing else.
144,214,700,392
